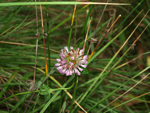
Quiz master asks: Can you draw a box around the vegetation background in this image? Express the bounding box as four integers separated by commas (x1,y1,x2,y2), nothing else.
0,0,150,113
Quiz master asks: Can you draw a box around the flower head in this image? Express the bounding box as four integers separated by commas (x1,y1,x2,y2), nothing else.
55,46,88,76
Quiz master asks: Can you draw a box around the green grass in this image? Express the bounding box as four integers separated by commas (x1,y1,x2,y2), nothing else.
0,0,150,113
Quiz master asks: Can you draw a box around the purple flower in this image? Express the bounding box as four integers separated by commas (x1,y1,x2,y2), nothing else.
55,46,88,76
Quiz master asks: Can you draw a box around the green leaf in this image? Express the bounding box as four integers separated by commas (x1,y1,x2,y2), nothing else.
81,68,89,74
0,110,8,113
45,94,51,102
40,84,50,95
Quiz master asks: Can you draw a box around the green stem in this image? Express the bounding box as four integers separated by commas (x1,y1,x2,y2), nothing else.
46,3,51,112
68,25,73,47
80,0,94,37
69,75,78,113
59,77,65,113
0,90,39,104
46,5,50,74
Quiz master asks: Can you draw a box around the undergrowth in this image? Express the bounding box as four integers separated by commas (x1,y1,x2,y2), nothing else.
0,0,150,113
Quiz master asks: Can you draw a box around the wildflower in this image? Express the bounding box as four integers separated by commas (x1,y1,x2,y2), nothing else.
55,46,88,76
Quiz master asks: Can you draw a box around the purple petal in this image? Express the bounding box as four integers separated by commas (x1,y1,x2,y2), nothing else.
75,68,81,76
69,62,74,67
69,51,73,55
77,66,83,72
57,66,63,70
55,63,61,66
58,70,63,74
84,61,88,64
71,56,74,60
80,60,88,64
80,64,87,68
62,68,67,74
56,59,61,62
62,64,68,68
60,53,65,58
79,49,84,55
57,68,63,74
70,46,73,50
64,47,68,52
83,55,88,59
61,60,67,64
66,70,70,76
70,70,73,75
68,70,72,76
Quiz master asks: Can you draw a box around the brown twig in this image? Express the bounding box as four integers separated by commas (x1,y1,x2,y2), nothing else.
83,19,91,52
39,4,49,85
88,14,121,60
0,41,60,53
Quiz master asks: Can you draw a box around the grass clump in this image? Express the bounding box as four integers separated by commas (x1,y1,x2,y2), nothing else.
0,0,150,113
